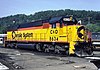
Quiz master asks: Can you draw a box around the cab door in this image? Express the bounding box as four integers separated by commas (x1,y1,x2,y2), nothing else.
59,22,68,42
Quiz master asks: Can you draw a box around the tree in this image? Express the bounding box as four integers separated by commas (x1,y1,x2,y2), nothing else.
86,24,100,32
0,9,100,33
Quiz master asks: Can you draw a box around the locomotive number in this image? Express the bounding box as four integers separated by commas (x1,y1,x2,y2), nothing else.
50,36,58,41
50,30,58,34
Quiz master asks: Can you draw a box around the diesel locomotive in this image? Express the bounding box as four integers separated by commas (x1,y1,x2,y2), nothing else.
5,16,93,57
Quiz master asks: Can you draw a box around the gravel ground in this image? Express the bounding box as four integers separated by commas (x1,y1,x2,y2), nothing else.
0,46,98,70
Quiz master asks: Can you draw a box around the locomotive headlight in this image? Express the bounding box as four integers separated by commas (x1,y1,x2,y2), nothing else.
63,17,72,22
63,18,70,21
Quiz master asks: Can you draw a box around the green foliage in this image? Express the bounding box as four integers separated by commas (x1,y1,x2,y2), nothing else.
0,9,100,33
86,23,100,32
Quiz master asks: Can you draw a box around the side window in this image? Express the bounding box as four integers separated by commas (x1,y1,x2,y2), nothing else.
52,23,56,28
60,22,63,28
60,21,64,28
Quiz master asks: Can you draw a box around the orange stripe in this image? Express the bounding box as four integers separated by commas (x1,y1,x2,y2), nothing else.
18,23,51,31
18,26,43,31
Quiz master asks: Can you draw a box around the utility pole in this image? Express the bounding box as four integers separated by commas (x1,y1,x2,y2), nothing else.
88,17,91,24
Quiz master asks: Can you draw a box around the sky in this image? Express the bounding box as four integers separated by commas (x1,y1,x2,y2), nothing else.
0,0,100,18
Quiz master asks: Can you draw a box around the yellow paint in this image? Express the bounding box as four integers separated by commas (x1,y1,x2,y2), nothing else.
7,25,89,55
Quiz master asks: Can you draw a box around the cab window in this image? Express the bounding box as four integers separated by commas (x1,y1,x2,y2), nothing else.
52,23,56,28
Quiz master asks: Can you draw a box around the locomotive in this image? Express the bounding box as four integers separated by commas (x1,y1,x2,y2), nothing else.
5,16,93,57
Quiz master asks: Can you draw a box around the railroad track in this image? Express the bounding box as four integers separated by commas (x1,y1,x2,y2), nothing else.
0,46,99,70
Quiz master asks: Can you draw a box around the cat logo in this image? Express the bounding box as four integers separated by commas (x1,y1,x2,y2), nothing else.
77,26,85,39
12,31,16,39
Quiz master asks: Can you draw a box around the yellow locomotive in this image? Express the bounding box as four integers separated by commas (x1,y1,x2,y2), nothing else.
5,16,93,57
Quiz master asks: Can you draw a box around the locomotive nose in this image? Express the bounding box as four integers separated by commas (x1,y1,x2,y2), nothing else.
77,26,85,39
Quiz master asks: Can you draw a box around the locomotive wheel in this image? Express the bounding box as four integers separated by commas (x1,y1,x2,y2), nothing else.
36,44,42,51
43,44,50,53
75,46,93,57
13,43,18,49
75,49,86,57
44,47,49,53
8,43,13,48
86,47,93,56
54,45,60,54
6,44,10,48
65,50,69,55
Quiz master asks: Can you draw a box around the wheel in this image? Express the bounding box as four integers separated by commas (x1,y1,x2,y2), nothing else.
86,47,93,56
75,48,85,57
6,43,12,48
54,45,60,54
43,44,50,53
36,43,42,51
65,50,69,55
75,46,93,57
13,43,18,49
10,43,16,48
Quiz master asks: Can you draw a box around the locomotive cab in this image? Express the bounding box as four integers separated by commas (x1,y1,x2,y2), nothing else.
49,16,93,57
